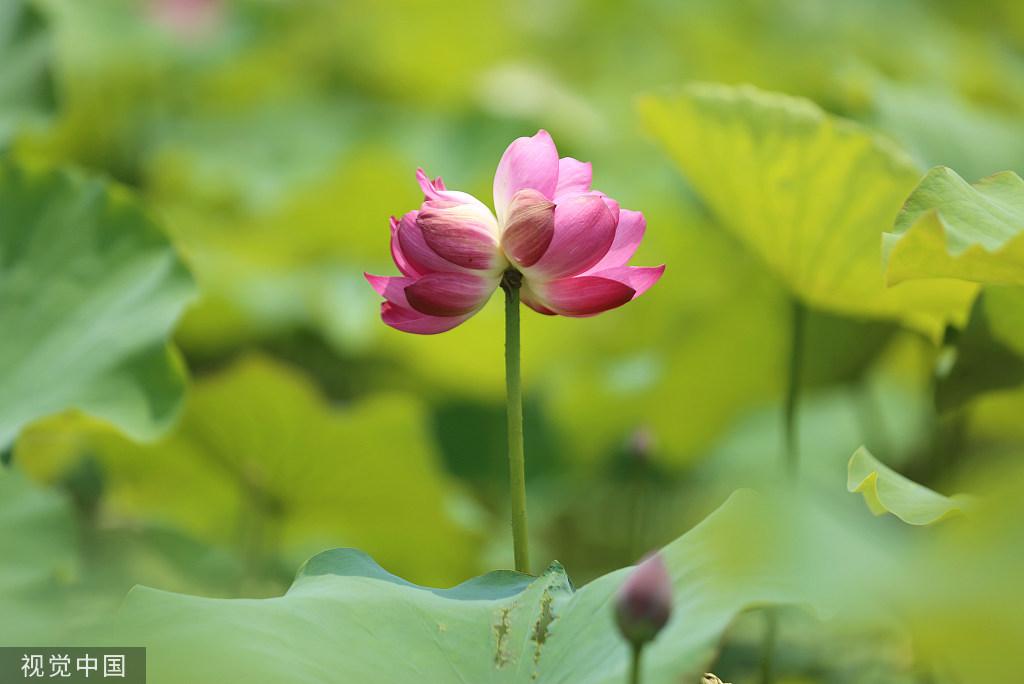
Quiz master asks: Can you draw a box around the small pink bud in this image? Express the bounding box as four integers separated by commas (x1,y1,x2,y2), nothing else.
615,552,672,647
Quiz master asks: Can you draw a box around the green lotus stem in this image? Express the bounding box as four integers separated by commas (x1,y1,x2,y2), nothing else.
759,610,778,684
502,273,530,574
761,297,807,684
628,644,642,684
783,297,806,480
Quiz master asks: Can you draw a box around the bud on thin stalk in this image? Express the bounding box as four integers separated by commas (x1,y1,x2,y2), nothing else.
615,553,673,684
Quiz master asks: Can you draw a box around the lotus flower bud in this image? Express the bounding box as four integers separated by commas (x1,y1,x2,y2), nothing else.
614,552,672,647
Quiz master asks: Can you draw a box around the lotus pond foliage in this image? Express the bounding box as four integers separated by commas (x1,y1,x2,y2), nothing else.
1,0,1023,683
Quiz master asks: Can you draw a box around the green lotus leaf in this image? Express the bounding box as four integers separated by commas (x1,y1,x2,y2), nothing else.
0,160,196,449
935,286,1024,410
17,355,483,587
884,166,1024,287
112,489,869,684
0,469,76,643
639,83,978,340
847,446,968,525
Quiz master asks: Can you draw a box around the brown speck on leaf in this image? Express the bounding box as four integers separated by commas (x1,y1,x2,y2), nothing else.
493,606,512,668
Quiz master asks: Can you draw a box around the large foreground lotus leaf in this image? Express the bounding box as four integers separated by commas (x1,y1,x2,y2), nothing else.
639,83,977,340
847,447,969,525
111,490,877,684
884,166,1024,286
0,160,196,449
0,0,54,146
17,355,482,586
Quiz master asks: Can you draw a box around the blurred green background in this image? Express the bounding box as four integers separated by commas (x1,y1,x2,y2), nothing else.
3,0,1024,681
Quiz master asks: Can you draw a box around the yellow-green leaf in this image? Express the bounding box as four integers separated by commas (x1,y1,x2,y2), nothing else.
639,83,977,340
884,166,1024,286
16,355,482,586
0,160,196,448
847,447,968,525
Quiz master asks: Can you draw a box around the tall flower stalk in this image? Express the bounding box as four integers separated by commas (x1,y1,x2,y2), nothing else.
502,271,530,572
366,130,664,569
761,296,807,684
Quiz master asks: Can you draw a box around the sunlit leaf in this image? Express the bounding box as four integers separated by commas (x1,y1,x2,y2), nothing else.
639,83,978,340
0,160,196,448
847,446,968,525
884,166,1024,286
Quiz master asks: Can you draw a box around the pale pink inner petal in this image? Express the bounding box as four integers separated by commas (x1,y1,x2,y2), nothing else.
528,194,616,279
417,201,501,270
520,284,557,315
535,275,636,316
493,130,559,224
404,272,497,317
587,209,647,272
416,168,495,214
554,157,592,200
500,189,555,269
365,273,414,309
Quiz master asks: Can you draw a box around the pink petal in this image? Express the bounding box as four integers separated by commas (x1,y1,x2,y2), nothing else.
500,189,555,268
533,275,636,316
587,265,665,300
396,211,467,274
554,157,592,200
404,272,497,317
389,216,420,277
529,194,617,279
416,168,494,213
380,301,473,335
520,284,557,315
365,273,414,309
587,210,647,272
417,200,501,271
493,130,559,224
601,196,621,227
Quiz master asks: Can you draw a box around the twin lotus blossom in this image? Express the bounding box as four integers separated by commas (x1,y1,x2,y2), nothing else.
366,130,665,334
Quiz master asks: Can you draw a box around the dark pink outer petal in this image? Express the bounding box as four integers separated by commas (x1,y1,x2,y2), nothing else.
493,130,559,224
587,209,646,273
389,216,420,277
529,194,617,279
404,271,497,317
396,211,468,274
535,275,636,316
366,273,484,334
380,301,474,334
417,200,500,271
554,157,592,200
501,189,555,268
586,265,665,300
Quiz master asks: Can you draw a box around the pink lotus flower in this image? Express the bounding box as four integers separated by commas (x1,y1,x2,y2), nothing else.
366,130,664,334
